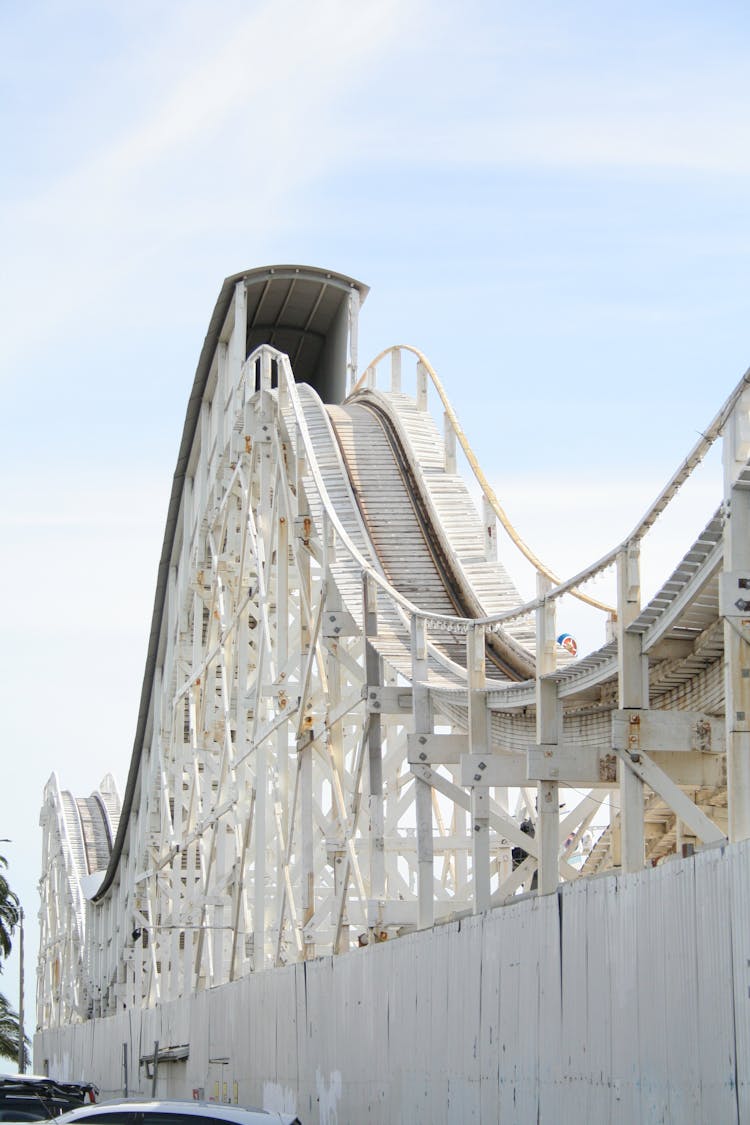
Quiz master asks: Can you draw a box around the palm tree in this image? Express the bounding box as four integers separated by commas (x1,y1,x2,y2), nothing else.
0,855,20,959
0,852,26,1068
0,993,29,1067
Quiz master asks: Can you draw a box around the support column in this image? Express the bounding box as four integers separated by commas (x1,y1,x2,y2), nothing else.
347,288,361,394
617,543,647,872
230,281,247,377
411,616,434,929
535,575,560,895
444,415,457,474
275,502,290,924
482,498,497,561
468,625,490,913
723,386,750,841
364,576,385,902
390,348,402,393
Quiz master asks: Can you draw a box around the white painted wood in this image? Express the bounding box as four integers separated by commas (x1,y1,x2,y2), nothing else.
411,615,434,930
35,840,750,1123
406,732,469,763
459,752,527,787
612,709,724,754
536,574,560,894
617,749,726,844
723,387,750,842
37,312,747,1112
617,544,646,872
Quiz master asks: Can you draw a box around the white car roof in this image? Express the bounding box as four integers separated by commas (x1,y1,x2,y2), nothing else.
55,1100,298,1125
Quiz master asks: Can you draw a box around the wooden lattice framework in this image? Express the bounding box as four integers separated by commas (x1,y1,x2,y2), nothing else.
36,271,750,1026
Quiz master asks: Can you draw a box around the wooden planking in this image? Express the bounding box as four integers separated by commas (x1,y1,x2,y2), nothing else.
330,402,462,620
294,387,470,690
355,388,538,656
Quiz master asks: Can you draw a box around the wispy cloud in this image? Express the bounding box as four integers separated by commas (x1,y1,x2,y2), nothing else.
0,0,414,372
468,113,750,174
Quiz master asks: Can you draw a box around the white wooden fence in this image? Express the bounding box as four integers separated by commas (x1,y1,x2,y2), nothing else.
36,838,750,1123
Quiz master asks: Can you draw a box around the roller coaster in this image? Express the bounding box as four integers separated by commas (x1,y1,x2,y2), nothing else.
37,265,749,1043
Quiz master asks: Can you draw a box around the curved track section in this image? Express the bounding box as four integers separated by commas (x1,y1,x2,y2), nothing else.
36,270,749,1028
37,773,120,1026
328,396,535,681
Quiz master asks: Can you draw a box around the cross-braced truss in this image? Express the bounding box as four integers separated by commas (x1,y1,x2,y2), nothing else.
37,267,750,1023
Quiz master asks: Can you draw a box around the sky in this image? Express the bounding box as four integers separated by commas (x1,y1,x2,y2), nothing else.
1,0,749,1054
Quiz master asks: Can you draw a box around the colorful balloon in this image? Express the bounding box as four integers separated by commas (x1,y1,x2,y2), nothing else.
557,633,578,657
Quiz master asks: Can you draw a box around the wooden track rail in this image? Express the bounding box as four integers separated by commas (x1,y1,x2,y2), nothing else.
36,274,750,1028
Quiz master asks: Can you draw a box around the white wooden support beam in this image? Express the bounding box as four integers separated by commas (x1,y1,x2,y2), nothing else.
444,415,457,474
535,575,560,894
366,686,413,715
411,616,434,929
615,749,726,844
617,544,647,871
217,342,229,455
410,763,579,866
722,388,750,841
275,502,290,867
416,361,428,412
321,513,348,939
229,281,247,388
407,733,469,765
347,287,360,393
526,739,723,789
527,743,616,786
299,730,314,959
467,624,490,913
364,575,385,902
323,609,358,638
295,423,308,509
482,497,497,561
461,752,532,787
390,348,402,393
260,350,273,394
612,710,724,754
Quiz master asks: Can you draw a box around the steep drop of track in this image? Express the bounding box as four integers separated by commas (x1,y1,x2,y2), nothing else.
328,399,535,682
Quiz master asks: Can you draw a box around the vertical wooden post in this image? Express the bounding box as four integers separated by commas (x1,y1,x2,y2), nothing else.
535,575,560,895
299,730,314,958
482,497,497,561
275,504,289,935
390,348,402,393
230,281,247,380
412,616,434,929
617,543,646,871
444,415,457,474
723,387,750,841
151,1041,159,1097
347,287,360,394
416,361,428,412
364,575,385,902
468,625,491,912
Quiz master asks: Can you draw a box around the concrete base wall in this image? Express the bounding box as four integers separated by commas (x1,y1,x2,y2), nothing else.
36,840,750,1124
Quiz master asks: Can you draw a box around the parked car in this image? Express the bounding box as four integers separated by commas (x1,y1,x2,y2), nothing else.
53,1102,299,1125
0,1075,98,1121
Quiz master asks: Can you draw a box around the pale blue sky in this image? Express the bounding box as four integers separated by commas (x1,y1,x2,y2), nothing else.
1,0,749,1048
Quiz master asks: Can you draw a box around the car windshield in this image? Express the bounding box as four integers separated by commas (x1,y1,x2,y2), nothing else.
0,1080,95,1122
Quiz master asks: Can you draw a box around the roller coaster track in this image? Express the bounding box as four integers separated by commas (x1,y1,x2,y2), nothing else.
37,265,750,1032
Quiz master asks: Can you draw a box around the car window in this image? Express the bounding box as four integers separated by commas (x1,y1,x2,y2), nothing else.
143,1116,255,1125
0,1095,57,1121
0,1112,53,1122
71,1115,136,1124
